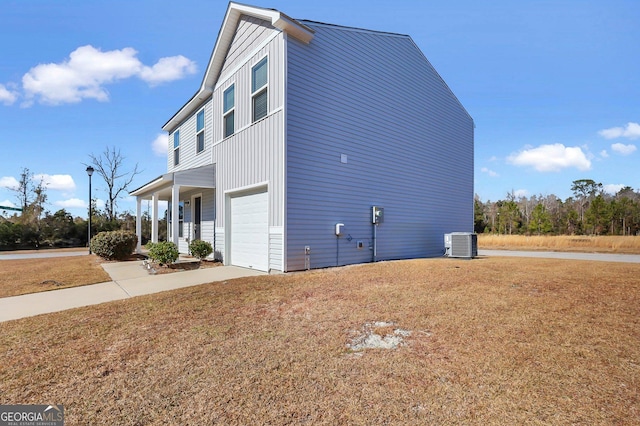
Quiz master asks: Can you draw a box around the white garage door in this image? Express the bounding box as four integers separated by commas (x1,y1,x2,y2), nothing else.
230,191,268,271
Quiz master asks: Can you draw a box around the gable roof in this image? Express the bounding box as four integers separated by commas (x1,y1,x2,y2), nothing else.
162,2,314,132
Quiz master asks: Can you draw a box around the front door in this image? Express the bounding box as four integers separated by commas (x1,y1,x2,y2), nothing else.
193,196,202,241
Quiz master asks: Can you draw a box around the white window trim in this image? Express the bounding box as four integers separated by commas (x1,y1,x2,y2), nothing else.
168,200,185,239
251,56,268,123
196,109,205,154
211,106,283,148
191,192,204,243
223,84,235,138
173,131,180,166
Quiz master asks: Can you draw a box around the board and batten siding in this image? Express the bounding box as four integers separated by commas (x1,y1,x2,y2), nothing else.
220,15,277,76
285,23,474,271
211,30,286,271
213,32,284,142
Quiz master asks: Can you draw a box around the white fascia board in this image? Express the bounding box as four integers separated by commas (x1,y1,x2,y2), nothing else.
130,173,173,197
162,89,212,132
163,3,313,132
272,14,314,44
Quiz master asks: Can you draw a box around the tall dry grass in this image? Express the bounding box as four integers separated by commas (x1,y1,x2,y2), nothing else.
478,234,640,254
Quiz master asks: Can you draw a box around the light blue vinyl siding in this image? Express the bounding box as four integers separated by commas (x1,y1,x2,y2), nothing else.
285,24,474,271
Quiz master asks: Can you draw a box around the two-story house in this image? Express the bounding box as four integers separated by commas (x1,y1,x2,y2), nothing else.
131,2,474,273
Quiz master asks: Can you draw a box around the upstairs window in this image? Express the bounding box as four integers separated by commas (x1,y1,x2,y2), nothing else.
173,130,180,166
196,110,205,153
223,85,235,138
252,57,268,122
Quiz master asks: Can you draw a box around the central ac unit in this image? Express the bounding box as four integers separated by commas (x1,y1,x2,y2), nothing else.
444,232,477,258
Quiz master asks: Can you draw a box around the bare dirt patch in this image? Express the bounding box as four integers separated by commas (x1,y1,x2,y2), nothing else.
346,321,413,354
1,257,639,424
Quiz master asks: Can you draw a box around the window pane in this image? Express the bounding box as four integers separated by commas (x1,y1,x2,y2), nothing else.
224,111,234,138
174,130,180,148
174,147,179,166
179,202,184,238
197,110,204,132
223,85,234,113
252,57,267,92
197,132,204,152
253,89,267,121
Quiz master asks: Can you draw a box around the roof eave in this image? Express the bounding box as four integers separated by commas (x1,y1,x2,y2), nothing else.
130,174,172,197
162,2,314,133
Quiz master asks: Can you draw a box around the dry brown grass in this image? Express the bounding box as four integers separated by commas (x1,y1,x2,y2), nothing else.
1,258,639,424
0,255,112,298
479,234,640,254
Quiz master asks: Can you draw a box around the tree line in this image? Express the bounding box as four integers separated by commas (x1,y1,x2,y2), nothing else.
0,148,162,251
475,179,640,236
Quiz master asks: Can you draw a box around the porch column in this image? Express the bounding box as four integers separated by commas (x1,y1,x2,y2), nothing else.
135,197,142,253
171,185,180,247
151,192,159,243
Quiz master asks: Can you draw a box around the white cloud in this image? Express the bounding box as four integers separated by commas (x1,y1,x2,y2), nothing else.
152,133,168,156
0,200,16,208
603,184,625,195
513,189,529,198
21,45,197,105
55,198,86,209
0,176,20,190
33,174,76,191
480,167,499,177
598,122,640,140
0,84,18,105
140,55,197,86
611,143,637,156
507,143,591,172
600,150,609,158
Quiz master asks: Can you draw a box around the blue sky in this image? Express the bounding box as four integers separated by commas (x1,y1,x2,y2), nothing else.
1,0,638,219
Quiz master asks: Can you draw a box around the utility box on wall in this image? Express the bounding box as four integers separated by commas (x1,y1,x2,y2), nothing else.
444,232,477,258
372,206,384,224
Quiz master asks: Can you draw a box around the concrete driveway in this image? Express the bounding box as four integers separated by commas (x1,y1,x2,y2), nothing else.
0,261,265,322
0,249,88,260
478,249,640,264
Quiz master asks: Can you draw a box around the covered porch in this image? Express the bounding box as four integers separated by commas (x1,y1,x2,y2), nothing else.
130,164,215,254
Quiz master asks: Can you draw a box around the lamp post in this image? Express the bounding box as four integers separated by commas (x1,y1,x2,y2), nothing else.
86,166,94,254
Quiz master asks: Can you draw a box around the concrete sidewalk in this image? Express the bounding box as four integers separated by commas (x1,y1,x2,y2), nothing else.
478,249,640,263
0,261,266,322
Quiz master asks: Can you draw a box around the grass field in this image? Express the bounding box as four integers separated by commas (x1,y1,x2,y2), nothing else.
1,257,639,424
0,255,111,298
478,234,640,254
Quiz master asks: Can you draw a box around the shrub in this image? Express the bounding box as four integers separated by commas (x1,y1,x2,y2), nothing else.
147,241,179,265
90,230,138,260
189,239,213,260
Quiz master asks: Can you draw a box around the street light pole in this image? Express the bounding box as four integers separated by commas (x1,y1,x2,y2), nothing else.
86,166,94,254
